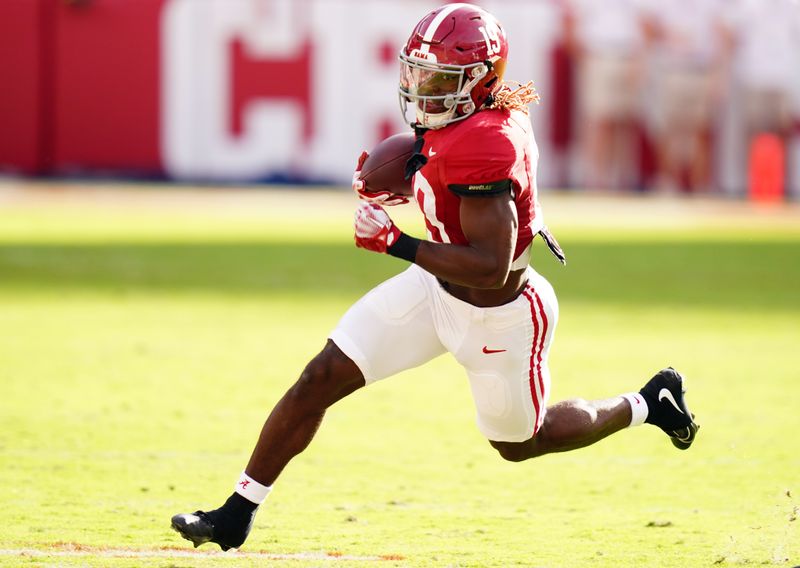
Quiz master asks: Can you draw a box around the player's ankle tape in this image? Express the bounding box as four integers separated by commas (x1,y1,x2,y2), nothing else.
234,472,272,505
622,393,648,427
387,232,420,262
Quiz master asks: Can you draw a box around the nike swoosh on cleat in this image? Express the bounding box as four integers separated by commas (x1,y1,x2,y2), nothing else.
658,388,685,414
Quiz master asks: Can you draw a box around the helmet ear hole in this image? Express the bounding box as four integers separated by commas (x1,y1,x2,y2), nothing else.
470,64,487,79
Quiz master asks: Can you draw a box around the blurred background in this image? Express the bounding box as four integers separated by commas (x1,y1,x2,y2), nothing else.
1,0,799,200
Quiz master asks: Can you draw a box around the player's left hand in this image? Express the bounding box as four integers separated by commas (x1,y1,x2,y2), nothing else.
354,202,402,254
352,151,410,206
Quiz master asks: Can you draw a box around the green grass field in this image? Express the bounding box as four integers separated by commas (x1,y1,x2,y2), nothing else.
1,184,798,567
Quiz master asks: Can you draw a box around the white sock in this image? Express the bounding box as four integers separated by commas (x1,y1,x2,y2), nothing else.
621,392,648,427
234,472,272,505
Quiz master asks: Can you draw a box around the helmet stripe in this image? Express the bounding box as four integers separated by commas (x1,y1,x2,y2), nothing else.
418,3,470,53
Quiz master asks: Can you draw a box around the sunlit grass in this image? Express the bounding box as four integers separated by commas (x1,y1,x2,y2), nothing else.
0,187,797,567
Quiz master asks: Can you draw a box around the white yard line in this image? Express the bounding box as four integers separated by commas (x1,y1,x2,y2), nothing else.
0,547,395,562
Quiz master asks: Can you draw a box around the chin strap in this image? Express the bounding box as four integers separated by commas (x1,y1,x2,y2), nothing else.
477,62,498,109
404,125,429,181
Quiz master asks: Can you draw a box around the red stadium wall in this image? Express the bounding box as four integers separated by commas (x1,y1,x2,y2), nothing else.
52,0,163,174
0,0,163,175
0,0,50,174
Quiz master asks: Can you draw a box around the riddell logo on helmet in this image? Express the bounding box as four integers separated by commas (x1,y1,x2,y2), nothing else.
410,49,437,63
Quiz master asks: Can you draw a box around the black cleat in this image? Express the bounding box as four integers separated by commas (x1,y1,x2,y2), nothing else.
171,511,227,550
639,367,699,450
171,495,256,551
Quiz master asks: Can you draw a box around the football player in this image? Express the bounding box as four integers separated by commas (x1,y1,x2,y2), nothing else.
172,3,698,551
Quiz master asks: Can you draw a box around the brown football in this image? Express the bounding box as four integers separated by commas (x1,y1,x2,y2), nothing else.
360,132,416,196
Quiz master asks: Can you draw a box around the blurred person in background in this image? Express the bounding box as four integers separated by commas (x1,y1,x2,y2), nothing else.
729,0,800,193
641,0,733,194
546,0,579,189
565,0,648,191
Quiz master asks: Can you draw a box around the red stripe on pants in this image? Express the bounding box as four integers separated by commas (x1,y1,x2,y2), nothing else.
522,285,549,434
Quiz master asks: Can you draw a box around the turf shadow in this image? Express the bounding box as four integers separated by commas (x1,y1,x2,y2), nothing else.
0,239,798,311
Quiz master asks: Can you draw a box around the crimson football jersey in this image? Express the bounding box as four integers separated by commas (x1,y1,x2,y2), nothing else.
412,108,544,267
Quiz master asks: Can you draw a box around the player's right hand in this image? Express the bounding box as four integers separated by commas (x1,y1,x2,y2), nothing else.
353,202,402,254
352,151,410,206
